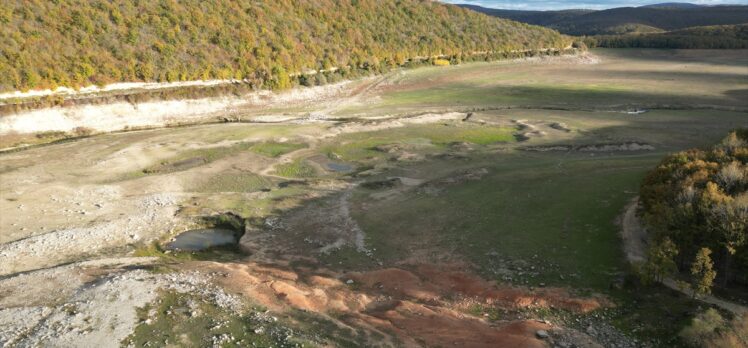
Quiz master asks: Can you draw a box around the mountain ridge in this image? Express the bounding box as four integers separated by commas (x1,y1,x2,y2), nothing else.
459,3,748,35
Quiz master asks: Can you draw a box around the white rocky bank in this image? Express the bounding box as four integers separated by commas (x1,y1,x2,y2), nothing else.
0,80,353,136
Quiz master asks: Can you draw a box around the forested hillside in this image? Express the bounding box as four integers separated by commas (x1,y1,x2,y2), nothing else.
587,24,748,49
640,130,748,289
0,0,570,92
462,4,748,36
458,6,595,27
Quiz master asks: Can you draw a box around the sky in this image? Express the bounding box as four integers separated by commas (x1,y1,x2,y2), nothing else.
440,0,748,10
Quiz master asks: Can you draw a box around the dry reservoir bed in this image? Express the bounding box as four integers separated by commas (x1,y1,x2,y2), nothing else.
1,49,746,347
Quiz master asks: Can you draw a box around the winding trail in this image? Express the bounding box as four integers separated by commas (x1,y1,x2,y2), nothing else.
620,197,747,315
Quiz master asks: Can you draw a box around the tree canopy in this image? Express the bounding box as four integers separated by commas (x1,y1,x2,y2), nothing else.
0,0,570,92
585,24,748,49
640,130,748,287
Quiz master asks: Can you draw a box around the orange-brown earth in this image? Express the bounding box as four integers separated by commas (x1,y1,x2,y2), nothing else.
187,260,607,347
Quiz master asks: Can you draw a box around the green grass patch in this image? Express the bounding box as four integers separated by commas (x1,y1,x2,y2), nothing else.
321,123,515,162
195,172,273,193
351,152,659,290
249,141,307,158
274,160,318,178
141,142,254,175
609,285,703,347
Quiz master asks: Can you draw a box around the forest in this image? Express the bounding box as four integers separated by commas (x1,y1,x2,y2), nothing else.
585,24,748,49
640,130,748,292
460,4,748,36
0,0,569,92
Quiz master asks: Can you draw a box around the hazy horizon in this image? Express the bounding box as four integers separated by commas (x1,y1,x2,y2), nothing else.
440,0,748,10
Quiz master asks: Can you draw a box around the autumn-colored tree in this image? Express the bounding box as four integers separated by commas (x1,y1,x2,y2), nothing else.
690,248,717,298
268,66,291,90
640,130,748,287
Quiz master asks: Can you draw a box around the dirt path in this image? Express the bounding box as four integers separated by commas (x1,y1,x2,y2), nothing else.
620,197,748,315
620,198,647,264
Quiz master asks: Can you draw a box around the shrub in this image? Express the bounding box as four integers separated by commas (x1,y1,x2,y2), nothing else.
680,309,725,346
433,59,450,66
682,310,748,348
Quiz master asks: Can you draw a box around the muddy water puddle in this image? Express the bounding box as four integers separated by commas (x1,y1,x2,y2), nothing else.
165,228,238,251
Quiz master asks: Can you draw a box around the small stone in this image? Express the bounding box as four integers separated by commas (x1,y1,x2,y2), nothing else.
586,325,597,336
536,330,549,339
346,279,354,285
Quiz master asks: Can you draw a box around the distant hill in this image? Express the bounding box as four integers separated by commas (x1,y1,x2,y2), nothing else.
461,4,748,36
588,24,748,49
0,0,570,93
640,3,703,9
457,6,594,27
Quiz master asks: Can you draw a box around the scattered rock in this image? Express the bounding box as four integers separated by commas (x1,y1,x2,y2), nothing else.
586,325,597,336
549,122,572,132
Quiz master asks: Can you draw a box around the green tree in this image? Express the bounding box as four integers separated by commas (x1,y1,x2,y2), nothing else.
645,238,680,283
691,248,717,298
268,65,291,90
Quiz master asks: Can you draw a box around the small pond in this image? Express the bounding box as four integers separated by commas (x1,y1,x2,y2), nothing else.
307,155,355,173
165,228,238,251
326,162,354,172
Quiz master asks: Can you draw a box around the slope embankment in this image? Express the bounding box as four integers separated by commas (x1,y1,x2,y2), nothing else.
0,80,356,137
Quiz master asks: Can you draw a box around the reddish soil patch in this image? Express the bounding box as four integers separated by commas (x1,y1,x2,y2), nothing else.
187,261,603,347
348,264,605,313
368,300,550,348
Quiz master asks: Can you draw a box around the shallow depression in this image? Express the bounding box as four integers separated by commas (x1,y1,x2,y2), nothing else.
165,228,238,251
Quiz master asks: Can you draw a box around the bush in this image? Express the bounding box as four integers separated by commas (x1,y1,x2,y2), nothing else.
72,127,94,137
708,316,748,348
682,310,748,348
680,309,725,346
433,59,450,66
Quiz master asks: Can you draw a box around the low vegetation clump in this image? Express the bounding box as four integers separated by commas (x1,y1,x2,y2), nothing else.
124,291,303,347
640,130,748,291
680,308,748,348
432,59,451,66
274,160,317,178
196,173,273,193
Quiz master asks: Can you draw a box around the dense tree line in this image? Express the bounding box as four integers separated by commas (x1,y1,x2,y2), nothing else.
640,130,748,289
585,24,748,49
461,4,748,36
0,0,570,92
